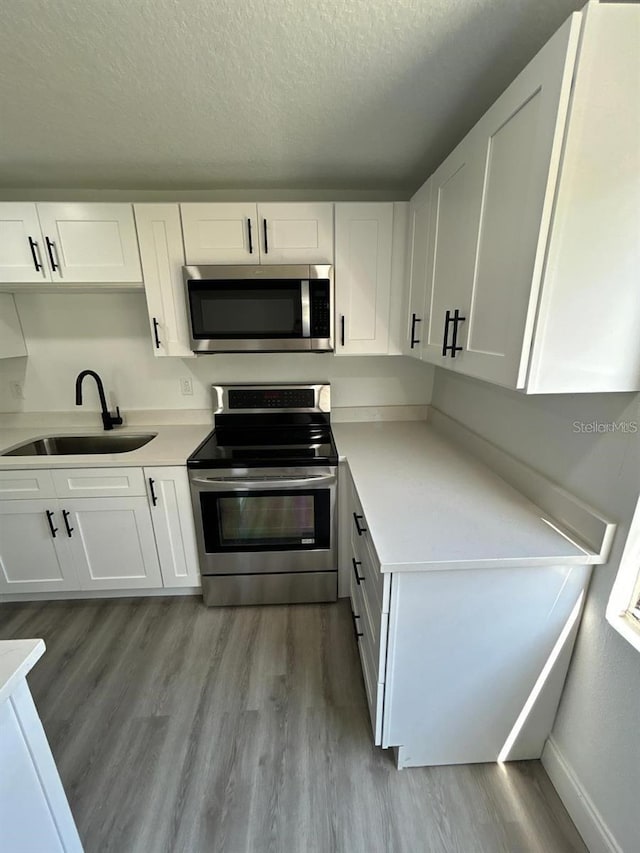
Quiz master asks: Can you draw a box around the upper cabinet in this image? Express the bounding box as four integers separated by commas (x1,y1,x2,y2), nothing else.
335,202,407,356
409,3,640,393
134,204,194,358
0,202,142,285
403,179,432,358
181,202,334,265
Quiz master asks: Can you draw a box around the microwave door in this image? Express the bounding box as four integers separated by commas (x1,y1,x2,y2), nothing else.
187,280,311,352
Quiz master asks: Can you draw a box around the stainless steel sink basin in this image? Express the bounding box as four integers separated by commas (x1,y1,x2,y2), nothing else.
1,433,156,456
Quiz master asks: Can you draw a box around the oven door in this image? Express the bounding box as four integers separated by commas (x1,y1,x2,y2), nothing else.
189,467,337,576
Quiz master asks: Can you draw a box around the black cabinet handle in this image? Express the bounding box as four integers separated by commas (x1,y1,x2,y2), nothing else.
152,317,161,349
45,510,58,538
45,237,59,272
28,237,42,272
340,315,345,347
410,313,421,349
149,477,158,506
263,218,268,254
62,510,74,538
352,557,364,585
352,611,363,639
353,512,367,536
450,309,466,358
442,310,451,356
247,218,253,254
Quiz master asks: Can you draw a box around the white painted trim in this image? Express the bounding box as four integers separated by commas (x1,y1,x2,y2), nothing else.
606,494,640,653
0,587,200,603
428,407,616,563
542,736,622,853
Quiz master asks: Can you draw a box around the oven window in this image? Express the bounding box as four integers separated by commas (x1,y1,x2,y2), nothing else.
200,488,331,552
188,281,303,339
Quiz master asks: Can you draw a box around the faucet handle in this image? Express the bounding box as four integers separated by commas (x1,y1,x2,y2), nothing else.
109,406,123,428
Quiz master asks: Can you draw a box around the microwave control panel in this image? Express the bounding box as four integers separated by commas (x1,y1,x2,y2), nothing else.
310,280,331,338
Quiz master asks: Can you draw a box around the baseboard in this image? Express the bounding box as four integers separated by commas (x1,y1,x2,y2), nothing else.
542,736,622,853
0,587,201,603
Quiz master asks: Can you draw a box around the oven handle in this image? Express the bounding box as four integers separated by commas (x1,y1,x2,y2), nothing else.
190,473,336,489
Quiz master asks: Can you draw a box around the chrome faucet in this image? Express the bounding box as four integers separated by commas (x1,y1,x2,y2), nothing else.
75,370,123,431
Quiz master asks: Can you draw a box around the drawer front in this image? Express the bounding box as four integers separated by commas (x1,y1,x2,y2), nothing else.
351,550,389,683
350,487,390,613
0,469,56,500
350,581,384,745
51,467,146,498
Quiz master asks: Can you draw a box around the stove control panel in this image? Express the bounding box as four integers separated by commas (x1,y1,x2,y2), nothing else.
228,388,316,409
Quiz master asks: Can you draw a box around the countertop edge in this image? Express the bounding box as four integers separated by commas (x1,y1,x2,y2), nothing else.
0,638,46,705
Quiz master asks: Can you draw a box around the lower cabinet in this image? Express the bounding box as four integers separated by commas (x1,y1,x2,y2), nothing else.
0,499,78,593
0,465,200,596
344,463,590,769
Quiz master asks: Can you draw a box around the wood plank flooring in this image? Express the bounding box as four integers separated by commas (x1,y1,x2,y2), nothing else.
0,597,588,853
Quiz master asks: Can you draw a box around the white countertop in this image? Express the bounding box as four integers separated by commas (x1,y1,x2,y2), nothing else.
0,639,45,705
0,422,212,469
332,421,592,572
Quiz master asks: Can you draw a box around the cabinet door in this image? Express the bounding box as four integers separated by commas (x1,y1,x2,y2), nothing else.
0,294,27,358
181,203,258,264
403,179,432,359
134,204,194,358
64,497,162,590
334,203,394,355
422,135,485,366
0,501,76,593
36,203,142,283
145,467,200,588
0,202,50,283
257,203,334,264
454,15,581,388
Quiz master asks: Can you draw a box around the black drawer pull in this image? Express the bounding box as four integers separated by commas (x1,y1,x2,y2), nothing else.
353,512,367,536
450,309,466,358
152,317,161,349
45,509,58,538
263,218,268,254
247,218,253,254
410,312,421,349
352,557,364,585
62,509,74,538
149,477,158,506
442,309,451,356
45,236,59,272
28,236,42,272
352,611,363,639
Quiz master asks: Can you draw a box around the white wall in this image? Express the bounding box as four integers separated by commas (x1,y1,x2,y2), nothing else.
431,369,640,853
0,292,433,414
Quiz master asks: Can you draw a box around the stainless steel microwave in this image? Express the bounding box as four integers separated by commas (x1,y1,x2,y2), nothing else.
183,264,333,353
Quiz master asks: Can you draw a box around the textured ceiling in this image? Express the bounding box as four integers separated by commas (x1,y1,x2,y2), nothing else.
0,0,583,193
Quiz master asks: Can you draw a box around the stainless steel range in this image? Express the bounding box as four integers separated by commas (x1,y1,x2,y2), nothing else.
187,384,338,606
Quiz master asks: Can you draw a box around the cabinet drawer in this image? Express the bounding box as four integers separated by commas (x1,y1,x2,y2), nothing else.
0,469,56,500
350,585,385,745
51,467,146,498
351,554,388,685
350,483,390,613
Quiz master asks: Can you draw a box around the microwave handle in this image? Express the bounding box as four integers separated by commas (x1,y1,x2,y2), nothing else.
301,280,311,337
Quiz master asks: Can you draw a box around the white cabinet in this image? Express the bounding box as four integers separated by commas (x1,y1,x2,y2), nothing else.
64,496,162,590
257,202,334,264
145,466,200,588
0,203,48,283
0,294,27,358
0,202,142,285
0,500,77,593
0,465,201,597
181,202,258,265
414,4,639,393
134,204,194,358
403,179,432,358
335,202,406,356
181,202,334,265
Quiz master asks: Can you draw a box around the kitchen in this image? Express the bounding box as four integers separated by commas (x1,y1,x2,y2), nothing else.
0,1,639,852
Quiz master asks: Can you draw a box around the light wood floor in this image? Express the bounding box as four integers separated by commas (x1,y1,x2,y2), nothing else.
0,597,588,853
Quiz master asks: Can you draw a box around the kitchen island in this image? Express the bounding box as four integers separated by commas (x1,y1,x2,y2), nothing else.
0,639,83,852
332,414,614,768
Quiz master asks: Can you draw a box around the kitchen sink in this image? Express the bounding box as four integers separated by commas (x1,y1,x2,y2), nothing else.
1,433,157,456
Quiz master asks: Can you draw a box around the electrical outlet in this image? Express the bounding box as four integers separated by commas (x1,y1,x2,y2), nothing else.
10,381,24,399
180,377,193,396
